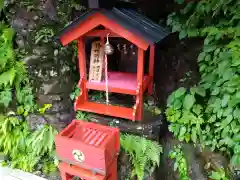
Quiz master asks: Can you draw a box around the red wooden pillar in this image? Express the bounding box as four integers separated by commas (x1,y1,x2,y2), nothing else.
78,37,88,101
136,48,144,121
59,171,73,180
148,44,155,95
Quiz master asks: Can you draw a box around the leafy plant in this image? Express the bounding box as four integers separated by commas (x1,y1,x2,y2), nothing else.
0,21,36,113
0,113,58,172
144,103,162,115
169,145,190,180
76,111,90,121
35,27,54,44
70,84,81,101
120,134,162,180
166,0,240,169
209,168,229,180
38,104,52,114
90,91,104,101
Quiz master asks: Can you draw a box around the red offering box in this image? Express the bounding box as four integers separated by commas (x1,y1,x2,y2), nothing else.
55,120,120,175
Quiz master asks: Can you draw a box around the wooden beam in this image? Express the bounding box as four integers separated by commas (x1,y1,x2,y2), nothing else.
77,37,88,101
137,48,144,87
85,30,120,37
136,48,144,121
148,44,155,95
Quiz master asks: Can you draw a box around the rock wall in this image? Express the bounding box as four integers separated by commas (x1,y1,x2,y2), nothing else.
153,35,203,106
5,0,86,130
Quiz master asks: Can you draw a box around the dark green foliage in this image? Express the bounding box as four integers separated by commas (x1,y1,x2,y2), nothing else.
166,0,240,170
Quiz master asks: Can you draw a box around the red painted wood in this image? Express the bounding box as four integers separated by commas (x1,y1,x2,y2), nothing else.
55,120,120,175
86,29,120,37
148,45,155,95
60,13,149,50
136,48,144,121
58,158,117,180
75,101,135,120
78,38,88,101
86,72,150,95
59,162,105,180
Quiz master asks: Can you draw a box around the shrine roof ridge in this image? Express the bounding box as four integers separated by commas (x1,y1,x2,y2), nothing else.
58,8,170,45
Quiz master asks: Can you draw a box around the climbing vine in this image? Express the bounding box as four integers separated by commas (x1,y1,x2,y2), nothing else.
169,145,190,180
166,0,240,169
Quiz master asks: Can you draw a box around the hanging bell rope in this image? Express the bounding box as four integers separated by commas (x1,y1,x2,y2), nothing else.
104,33,114,105
104,33,114,55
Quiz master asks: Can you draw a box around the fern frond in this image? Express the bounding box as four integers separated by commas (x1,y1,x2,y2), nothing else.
146,140,162,167
14,61,28,88
0,53,8,71
121,134,163,180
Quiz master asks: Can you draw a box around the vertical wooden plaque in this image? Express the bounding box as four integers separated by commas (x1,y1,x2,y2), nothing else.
89,41,104,82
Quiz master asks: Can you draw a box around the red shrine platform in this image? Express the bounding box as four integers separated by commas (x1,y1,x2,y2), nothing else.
86,72,151,95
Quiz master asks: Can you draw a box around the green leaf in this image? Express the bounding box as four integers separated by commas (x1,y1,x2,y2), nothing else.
192,104,202,115
221,115,233,127
179,126,187,138
0,89,12,108
185,132,191,142
208,115,216,123
191,127,197,143
223,107,233,117
173,99,182,109
174,87,186,98
221,94,230,107
191,87,206,97
203,45,217,53
233,108,240,119
0,0,4,13
198,52,206,62
223,137,234,147
211,87,220,95
230,154,240,167
217,109,223,118
179,30,187,39
183,94,195,110
233,134,240,142
17,106,24,115
167,87,186,106
209,171,222,180
230,121,239,134
175,0,184,4
221,125,230,138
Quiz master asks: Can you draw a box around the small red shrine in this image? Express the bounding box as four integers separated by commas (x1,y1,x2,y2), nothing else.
58,8,169,121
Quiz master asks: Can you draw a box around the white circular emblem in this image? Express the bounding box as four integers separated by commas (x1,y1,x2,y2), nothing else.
72,150,85,163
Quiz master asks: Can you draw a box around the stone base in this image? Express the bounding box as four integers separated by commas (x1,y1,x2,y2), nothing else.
89,110,163,140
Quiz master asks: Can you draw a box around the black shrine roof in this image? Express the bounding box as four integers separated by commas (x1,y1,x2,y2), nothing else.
59,8,170,44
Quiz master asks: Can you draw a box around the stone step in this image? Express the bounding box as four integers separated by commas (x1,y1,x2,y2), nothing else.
0,166,47,180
